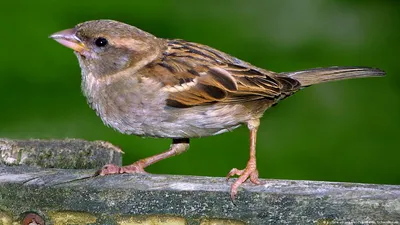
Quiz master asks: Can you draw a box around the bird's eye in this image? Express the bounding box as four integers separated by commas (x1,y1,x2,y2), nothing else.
95,37,108,47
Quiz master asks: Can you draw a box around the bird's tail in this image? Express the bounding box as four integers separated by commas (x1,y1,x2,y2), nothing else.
280,66,385,87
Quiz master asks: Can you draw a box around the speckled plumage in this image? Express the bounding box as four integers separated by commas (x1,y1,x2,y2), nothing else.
51,20,385,199
73,21,302,138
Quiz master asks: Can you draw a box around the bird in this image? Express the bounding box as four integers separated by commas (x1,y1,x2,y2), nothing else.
50,19,385,200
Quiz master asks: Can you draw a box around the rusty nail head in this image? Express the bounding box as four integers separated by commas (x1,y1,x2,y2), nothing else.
22,213,45,225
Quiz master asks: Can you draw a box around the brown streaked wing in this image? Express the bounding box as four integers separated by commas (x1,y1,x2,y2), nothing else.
143,39,301,108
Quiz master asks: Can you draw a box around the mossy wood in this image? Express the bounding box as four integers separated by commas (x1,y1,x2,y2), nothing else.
0,139,399,225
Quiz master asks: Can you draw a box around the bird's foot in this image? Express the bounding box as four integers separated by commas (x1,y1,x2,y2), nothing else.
226,164,262,200
95,161,147,176
94,139,190,177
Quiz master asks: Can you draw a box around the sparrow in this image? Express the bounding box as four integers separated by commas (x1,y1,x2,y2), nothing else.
50,20,385,200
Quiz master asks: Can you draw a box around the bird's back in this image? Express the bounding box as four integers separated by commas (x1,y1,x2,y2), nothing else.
142,39,302,108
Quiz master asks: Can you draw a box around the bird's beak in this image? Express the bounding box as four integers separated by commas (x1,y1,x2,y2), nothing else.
50,28,87,53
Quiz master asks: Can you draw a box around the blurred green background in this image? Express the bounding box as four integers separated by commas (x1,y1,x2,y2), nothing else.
1,0,399,185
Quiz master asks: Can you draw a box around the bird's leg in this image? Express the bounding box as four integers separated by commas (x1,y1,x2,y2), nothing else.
96,138,189,176
226,119,262,200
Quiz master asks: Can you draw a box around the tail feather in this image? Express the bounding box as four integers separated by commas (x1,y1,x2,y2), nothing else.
280,66,385,87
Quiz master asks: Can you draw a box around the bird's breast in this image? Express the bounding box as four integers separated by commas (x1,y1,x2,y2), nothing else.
82,73,170,136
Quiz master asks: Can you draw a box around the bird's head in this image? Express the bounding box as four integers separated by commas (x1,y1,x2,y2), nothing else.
50,20,162,77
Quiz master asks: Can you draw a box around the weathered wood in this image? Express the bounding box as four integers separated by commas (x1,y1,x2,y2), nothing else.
0,138,122,169
1,166,399,225
0,139,399,224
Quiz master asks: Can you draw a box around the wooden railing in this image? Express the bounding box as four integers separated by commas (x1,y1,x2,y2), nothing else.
0,139,399,225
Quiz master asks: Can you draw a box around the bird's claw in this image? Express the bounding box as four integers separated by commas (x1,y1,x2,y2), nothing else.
226,168,244,180
226,166,262,200
95,162,147,176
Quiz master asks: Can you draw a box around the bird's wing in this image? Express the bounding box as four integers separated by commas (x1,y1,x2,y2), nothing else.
143,39,301,108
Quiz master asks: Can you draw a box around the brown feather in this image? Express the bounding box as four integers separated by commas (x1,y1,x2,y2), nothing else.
143,39,301,108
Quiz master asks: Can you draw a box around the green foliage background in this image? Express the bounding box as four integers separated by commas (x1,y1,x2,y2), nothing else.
1,0,399,185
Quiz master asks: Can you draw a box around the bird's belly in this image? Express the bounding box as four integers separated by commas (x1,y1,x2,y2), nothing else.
86,77,267,138
93,90,257,138
97,99,247,138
